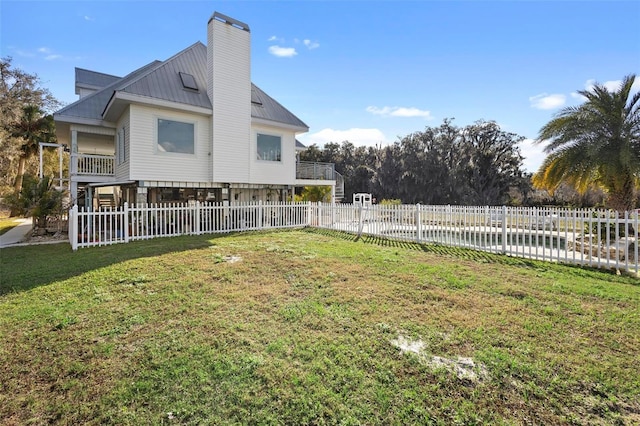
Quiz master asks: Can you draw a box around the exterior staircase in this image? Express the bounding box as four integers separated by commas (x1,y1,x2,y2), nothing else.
334,171,344,201
97,193,115,209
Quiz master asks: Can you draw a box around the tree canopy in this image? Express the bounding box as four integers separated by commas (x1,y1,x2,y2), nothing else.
533,74,640,212
301,119,525,205
0,57,60,196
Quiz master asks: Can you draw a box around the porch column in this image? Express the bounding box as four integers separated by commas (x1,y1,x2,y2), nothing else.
70,130,78,204
85,186,93,211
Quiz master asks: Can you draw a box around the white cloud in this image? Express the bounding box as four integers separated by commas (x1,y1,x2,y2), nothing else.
303,39,320,50
519,138,546,173
366,106,433,119
570,78,640,103
268,35,279,42
570,91,586,101
529,93,566,110
584,78,640,93
84,15,94,21
268,45,297,58
299,128,388,147
36,47,62,60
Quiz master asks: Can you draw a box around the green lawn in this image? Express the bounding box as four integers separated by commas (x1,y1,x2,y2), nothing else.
1,229,638,425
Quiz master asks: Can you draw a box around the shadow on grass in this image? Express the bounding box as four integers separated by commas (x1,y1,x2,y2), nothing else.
302,227,633,281
304,227,533,265
2,228,634,296
0,233,224,295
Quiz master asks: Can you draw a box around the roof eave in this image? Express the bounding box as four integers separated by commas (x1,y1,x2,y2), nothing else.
53,113,115,128
251,116,309,133
103,91,213,121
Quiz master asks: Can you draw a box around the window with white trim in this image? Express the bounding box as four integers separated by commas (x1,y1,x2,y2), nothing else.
157,119,194,154
257,133,281,162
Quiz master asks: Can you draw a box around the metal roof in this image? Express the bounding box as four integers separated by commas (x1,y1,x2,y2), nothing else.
117,42,211,110
56,61,163,121
56,41,307,131
251,83,308,129
75,68,121,92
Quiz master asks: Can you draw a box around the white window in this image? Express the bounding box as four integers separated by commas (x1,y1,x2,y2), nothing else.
157,119,194,154
257,133,281,162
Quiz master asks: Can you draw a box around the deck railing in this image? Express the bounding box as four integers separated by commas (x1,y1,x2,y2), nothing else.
296,161,336,180
73,153,115,176
68,202,639,275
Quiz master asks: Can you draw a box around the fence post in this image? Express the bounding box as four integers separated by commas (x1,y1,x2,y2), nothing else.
124,202,129,243
258,200,264,230
305,201,311,226
70,205,78,251
415,203,422,243
331,200,335,229
502,205,507,254
357,201,364,237
195,201,201,235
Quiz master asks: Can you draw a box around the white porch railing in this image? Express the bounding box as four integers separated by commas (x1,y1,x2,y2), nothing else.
73,153,115,176
67,202,639,275
296,161,336,180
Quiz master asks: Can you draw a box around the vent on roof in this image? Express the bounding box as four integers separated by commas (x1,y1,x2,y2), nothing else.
179,72,198,91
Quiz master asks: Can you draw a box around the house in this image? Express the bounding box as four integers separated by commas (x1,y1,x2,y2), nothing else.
54,12,343,208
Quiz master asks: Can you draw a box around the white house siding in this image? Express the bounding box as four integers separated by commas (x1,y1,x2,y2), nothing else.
249,123,297,185
114,107,130,181
128,104,211,183
208,16,251,184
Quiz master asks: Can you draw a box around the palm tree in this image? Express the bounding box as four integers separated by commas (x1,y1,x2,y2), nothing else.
11,104,56,193
533,74,640,213
7,174,64,231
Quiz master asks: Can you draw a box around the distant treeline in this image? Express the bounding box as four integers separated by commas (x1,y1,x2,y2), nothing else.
302,119,534,206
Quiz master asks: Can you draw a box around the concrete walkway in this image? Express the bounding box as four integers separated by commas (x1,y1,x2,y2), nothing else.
0,218,34,248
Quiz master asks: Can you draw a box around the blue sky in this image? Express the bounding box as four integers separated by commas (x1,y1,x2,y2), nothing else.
2,0,639,172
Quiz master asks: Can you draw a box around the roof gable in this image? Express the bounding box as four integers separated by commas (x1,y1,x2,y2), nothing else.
117,42,211,110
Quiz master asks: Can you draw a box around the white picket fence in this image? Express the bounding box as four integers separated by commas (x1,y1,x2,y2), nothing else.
68,201,311,250
68,202,639,274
